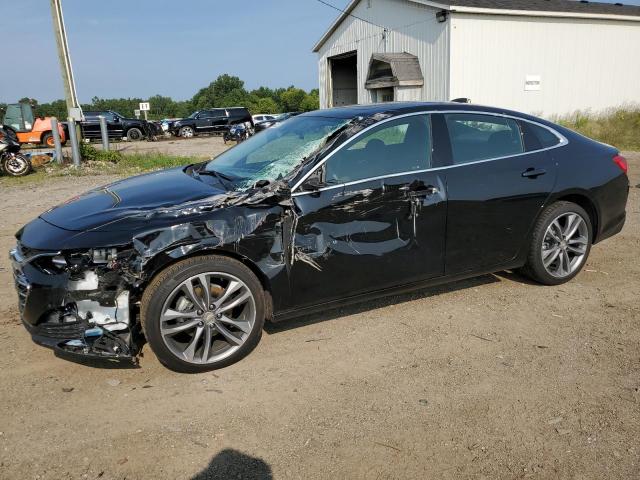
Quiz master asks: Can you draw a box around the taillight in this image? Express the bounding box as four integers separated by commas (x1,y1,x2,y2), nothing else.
613,154,628,174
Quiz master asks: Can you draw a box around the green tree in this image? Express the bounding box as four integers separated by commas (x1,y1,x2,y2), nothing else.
192,74,248,110
253,97,280,114
280,87,307,112
300,91,320,112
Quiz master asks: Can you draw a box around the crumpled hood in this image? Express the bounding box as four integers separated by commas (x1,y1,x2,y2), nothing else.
40,167,226,232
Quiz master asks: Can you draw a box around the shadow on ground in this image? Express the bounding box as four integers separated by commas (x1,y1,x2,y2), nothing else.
191,449,272,480
265,271,524,335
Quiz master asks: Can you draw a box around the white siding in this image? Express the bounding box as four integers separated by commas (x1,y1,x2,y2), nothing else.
317,0,450,108
449,13,640,117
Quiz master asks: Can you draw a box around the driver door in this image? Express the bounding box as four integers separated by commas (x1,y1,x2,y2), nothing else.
288,114,447,308
195,111,214,132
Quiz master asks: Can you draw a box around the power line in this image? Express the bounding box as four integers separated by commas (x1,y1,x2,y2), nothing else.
315,0,388,31
323,10,442,52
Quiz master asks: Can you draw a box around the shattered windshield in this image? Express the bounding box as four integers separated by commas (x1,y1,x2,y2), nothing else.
205,115,351,190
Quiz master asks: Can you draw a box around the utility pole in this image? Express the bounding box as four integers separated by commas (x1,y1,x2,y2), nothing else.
50,0,83,165
50,0,81,117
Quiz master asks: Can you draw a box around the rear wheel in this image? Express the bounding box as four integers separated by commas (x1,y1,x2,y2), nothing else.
2,153,32,177
141,255,265,373
521,201,592,285
126,127,143,141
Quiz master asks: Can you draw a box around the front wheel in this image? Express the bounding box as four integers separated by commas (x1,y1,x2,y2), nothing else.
179,126,195,138
521,201,592,285
1,153,32,177
141,255,265,373
42,132,55,147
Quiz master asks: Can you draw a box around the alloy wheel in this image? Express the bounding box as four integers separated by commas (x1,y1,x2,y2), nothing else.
159,272,256,364
541,212,589,278
180,127,194,138
3,154,30,176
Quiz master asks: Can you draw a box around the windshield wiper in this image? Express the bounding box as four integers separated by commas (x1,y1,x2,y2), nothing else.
196,169,235,190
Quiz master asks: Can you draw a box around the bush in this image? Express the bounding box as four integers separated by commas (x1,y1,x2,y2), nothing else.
79,143,123,162
556,106,640,151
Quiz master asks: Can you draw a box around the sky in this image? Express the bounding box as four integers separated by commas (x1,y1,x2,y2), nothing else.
1,0,638,103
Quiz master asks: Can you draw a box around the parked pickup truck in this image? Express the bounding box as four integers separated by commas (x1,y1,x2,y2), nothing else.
80,111,159,141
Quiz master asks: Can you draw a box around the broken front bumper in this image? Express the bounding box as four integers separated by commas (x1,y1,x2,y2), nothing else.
10,244,138,365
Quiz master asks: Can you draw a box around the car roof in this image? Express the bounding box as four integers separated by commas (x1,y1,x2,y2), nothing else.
299,102,550,125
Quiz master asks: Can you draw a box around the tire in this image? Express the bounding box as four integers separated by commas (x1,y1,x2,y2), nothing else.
520,201,592,285
179,126,195,138
141,255,265,373
41,132,55,147
126,127,143,141
2,153,32,177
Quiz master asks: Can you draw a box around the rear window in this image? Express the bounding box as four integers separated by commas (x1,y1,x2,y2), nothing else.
445,113,524,164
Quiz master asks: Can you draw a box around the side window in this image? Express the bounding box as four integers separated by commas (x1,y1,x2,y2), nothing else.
520,121,562,151
444,113,524,164
532,123,561,148
324,115,431,184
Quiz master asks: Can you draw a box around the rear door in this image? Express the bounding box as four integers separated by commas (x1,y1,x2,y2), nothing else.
439,112,558,274
106,112,124,138
288,114,447,308
80,112,101,138
211,109,230,131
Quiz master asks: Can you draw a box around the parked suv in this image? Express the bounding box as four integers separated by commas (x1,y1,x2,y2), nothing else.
81,111,156,141
169,107,253,138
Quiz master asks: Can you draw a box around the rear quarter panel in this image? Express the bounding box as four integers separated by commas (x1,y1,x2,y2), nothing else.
550,129,629,243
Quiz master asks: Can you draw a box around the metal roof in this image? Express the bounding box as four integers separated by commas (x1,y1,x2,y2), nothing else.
313,0,640,52
450,0,640,16
365,53,424,89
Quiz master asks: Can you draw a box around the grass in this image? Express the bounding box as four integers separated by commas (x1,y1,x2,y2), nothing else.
555,106,640,151
0,152,200,187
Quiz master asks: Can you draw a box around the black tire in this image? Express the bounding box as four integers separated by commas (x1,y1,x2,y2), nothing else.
126,127,143,141
41,132,54,148
2,153,32,177
141,255,265,373
520,201,592,285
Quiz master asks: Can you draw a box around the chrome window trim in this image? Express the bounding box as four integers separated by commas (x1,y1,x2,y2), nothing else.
290,109,568,196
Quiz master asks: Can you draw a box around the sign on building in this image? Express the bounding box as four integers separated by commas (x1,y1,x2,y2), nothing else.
525,75,541,91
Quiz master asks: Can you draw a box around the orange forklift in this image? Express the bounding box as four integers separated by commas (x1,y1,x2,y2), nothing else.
2,102,66,147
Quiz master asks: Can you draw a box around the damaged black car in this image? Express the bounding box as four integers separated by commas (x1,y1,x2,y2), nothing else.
11,102,628,373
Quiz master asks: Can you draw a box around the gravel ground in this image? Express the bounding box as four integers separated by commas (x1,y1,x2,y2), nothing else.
50,135,230,160
0,153,638,480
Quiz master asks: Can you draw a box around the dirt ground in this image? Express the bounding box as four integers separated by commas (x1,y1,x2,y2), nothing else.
0,154,638,480
57,135,230,160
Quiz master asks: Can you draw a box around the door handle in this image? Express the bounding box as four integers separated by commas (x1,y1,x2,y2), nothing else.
522,167,547,178
411,185,439,198
399,185,438,196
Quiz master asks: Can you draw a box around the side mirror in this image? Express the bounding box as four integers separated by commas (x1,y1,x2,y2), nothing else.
301,176,323,192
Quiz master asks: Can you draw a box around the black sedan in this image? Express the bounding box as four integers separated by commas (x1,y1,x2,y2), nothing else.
10,102,629,372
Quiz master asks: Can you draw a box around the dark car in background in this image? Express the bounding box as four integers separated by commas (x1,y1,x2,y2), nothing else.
169,107,253,138
80,111,158,141
254,112,302,133
10,102,628,373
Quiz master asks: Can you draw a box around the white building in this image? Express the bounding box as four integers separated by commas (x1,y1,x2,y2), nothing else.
313,0,640,117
